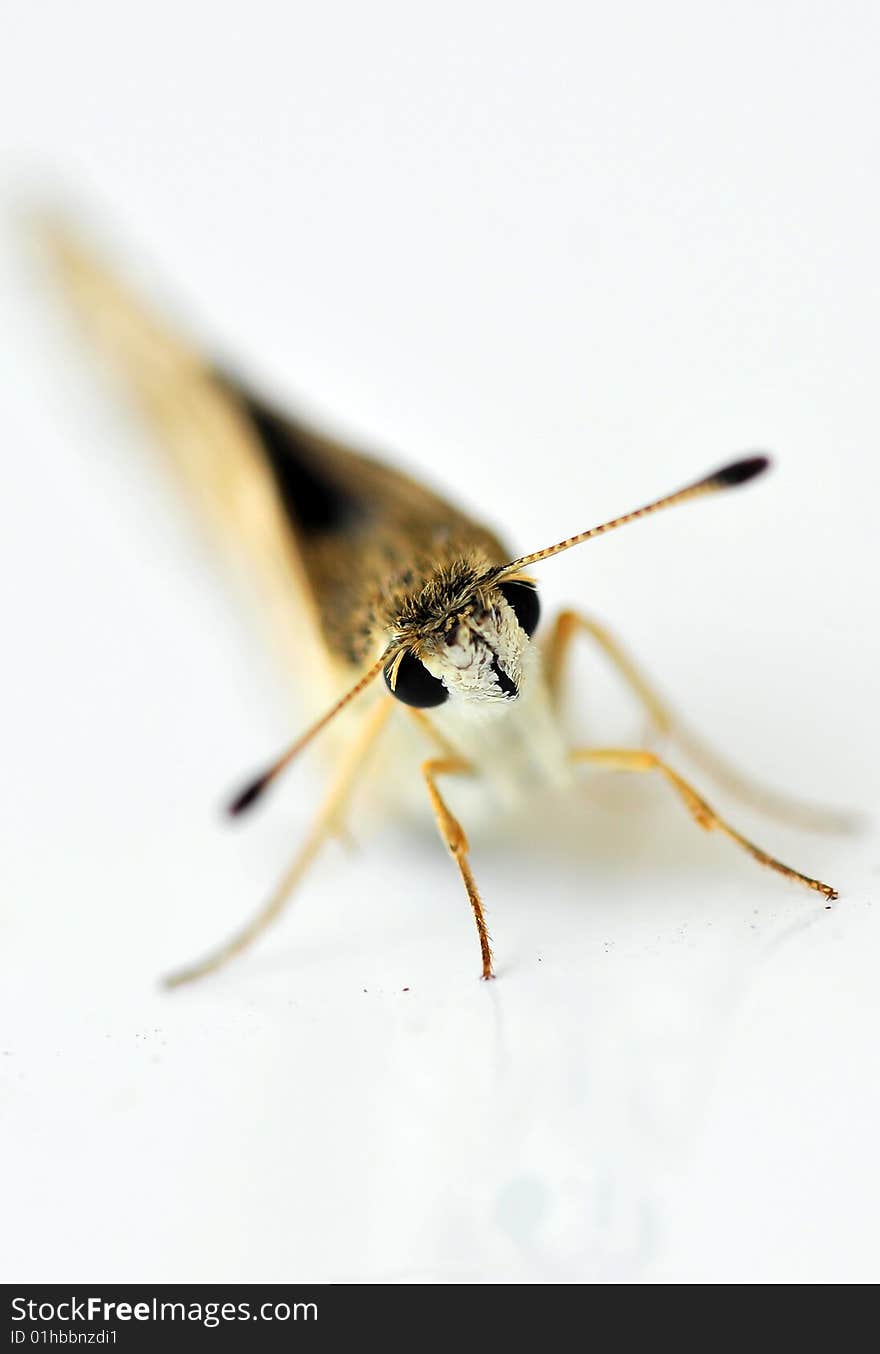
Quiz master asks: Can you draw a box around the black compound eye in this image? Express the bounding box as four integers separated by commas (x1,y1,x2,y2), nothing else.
384,651,449,707
498,580,540,637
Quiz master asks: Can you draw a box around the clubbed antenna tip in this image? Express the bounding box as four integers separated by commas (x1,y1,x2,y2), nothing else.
227,775,269,817
710,455,771,488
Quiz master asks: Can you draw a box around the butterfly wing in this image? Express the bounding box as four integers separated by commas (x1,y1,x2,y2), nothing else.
40,218,507,675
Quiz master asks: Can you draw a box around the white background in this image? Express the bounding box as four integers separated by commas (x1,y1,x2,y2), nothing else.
2,1,878,1284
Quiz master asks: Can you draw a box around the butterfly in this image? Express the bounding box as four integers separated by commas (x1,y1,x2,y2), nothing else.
42,218,839,986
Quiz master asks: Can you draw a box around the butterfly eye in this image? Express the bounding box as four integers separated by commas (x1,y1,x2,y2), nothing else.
498,580,540,637
384,651,449,707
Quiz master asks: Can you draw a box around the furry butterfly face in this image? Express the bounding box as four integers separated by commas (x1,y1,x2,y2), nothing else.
383,579,540,710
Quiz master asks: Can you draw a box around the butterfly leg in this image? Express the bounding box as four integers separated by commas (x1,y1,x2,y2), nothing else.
546,609,672,730
420,757,494,979
571,746,838,900
163,697,393,988
547,609,853,834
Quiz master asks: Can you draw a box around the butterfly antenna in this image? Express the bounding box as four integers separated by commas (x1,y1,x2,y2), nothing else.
228,648,397,816
494,455,770,576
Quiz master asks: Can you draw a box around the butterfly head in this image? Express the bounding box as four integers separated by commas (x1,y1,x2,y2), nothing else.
382,564,541,711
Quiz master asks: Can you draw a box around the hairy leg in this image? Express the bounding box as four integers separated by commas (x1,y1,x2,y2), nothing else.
547,609,853,834
164,697,393,987
571,745,837,900
419,755,493,979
